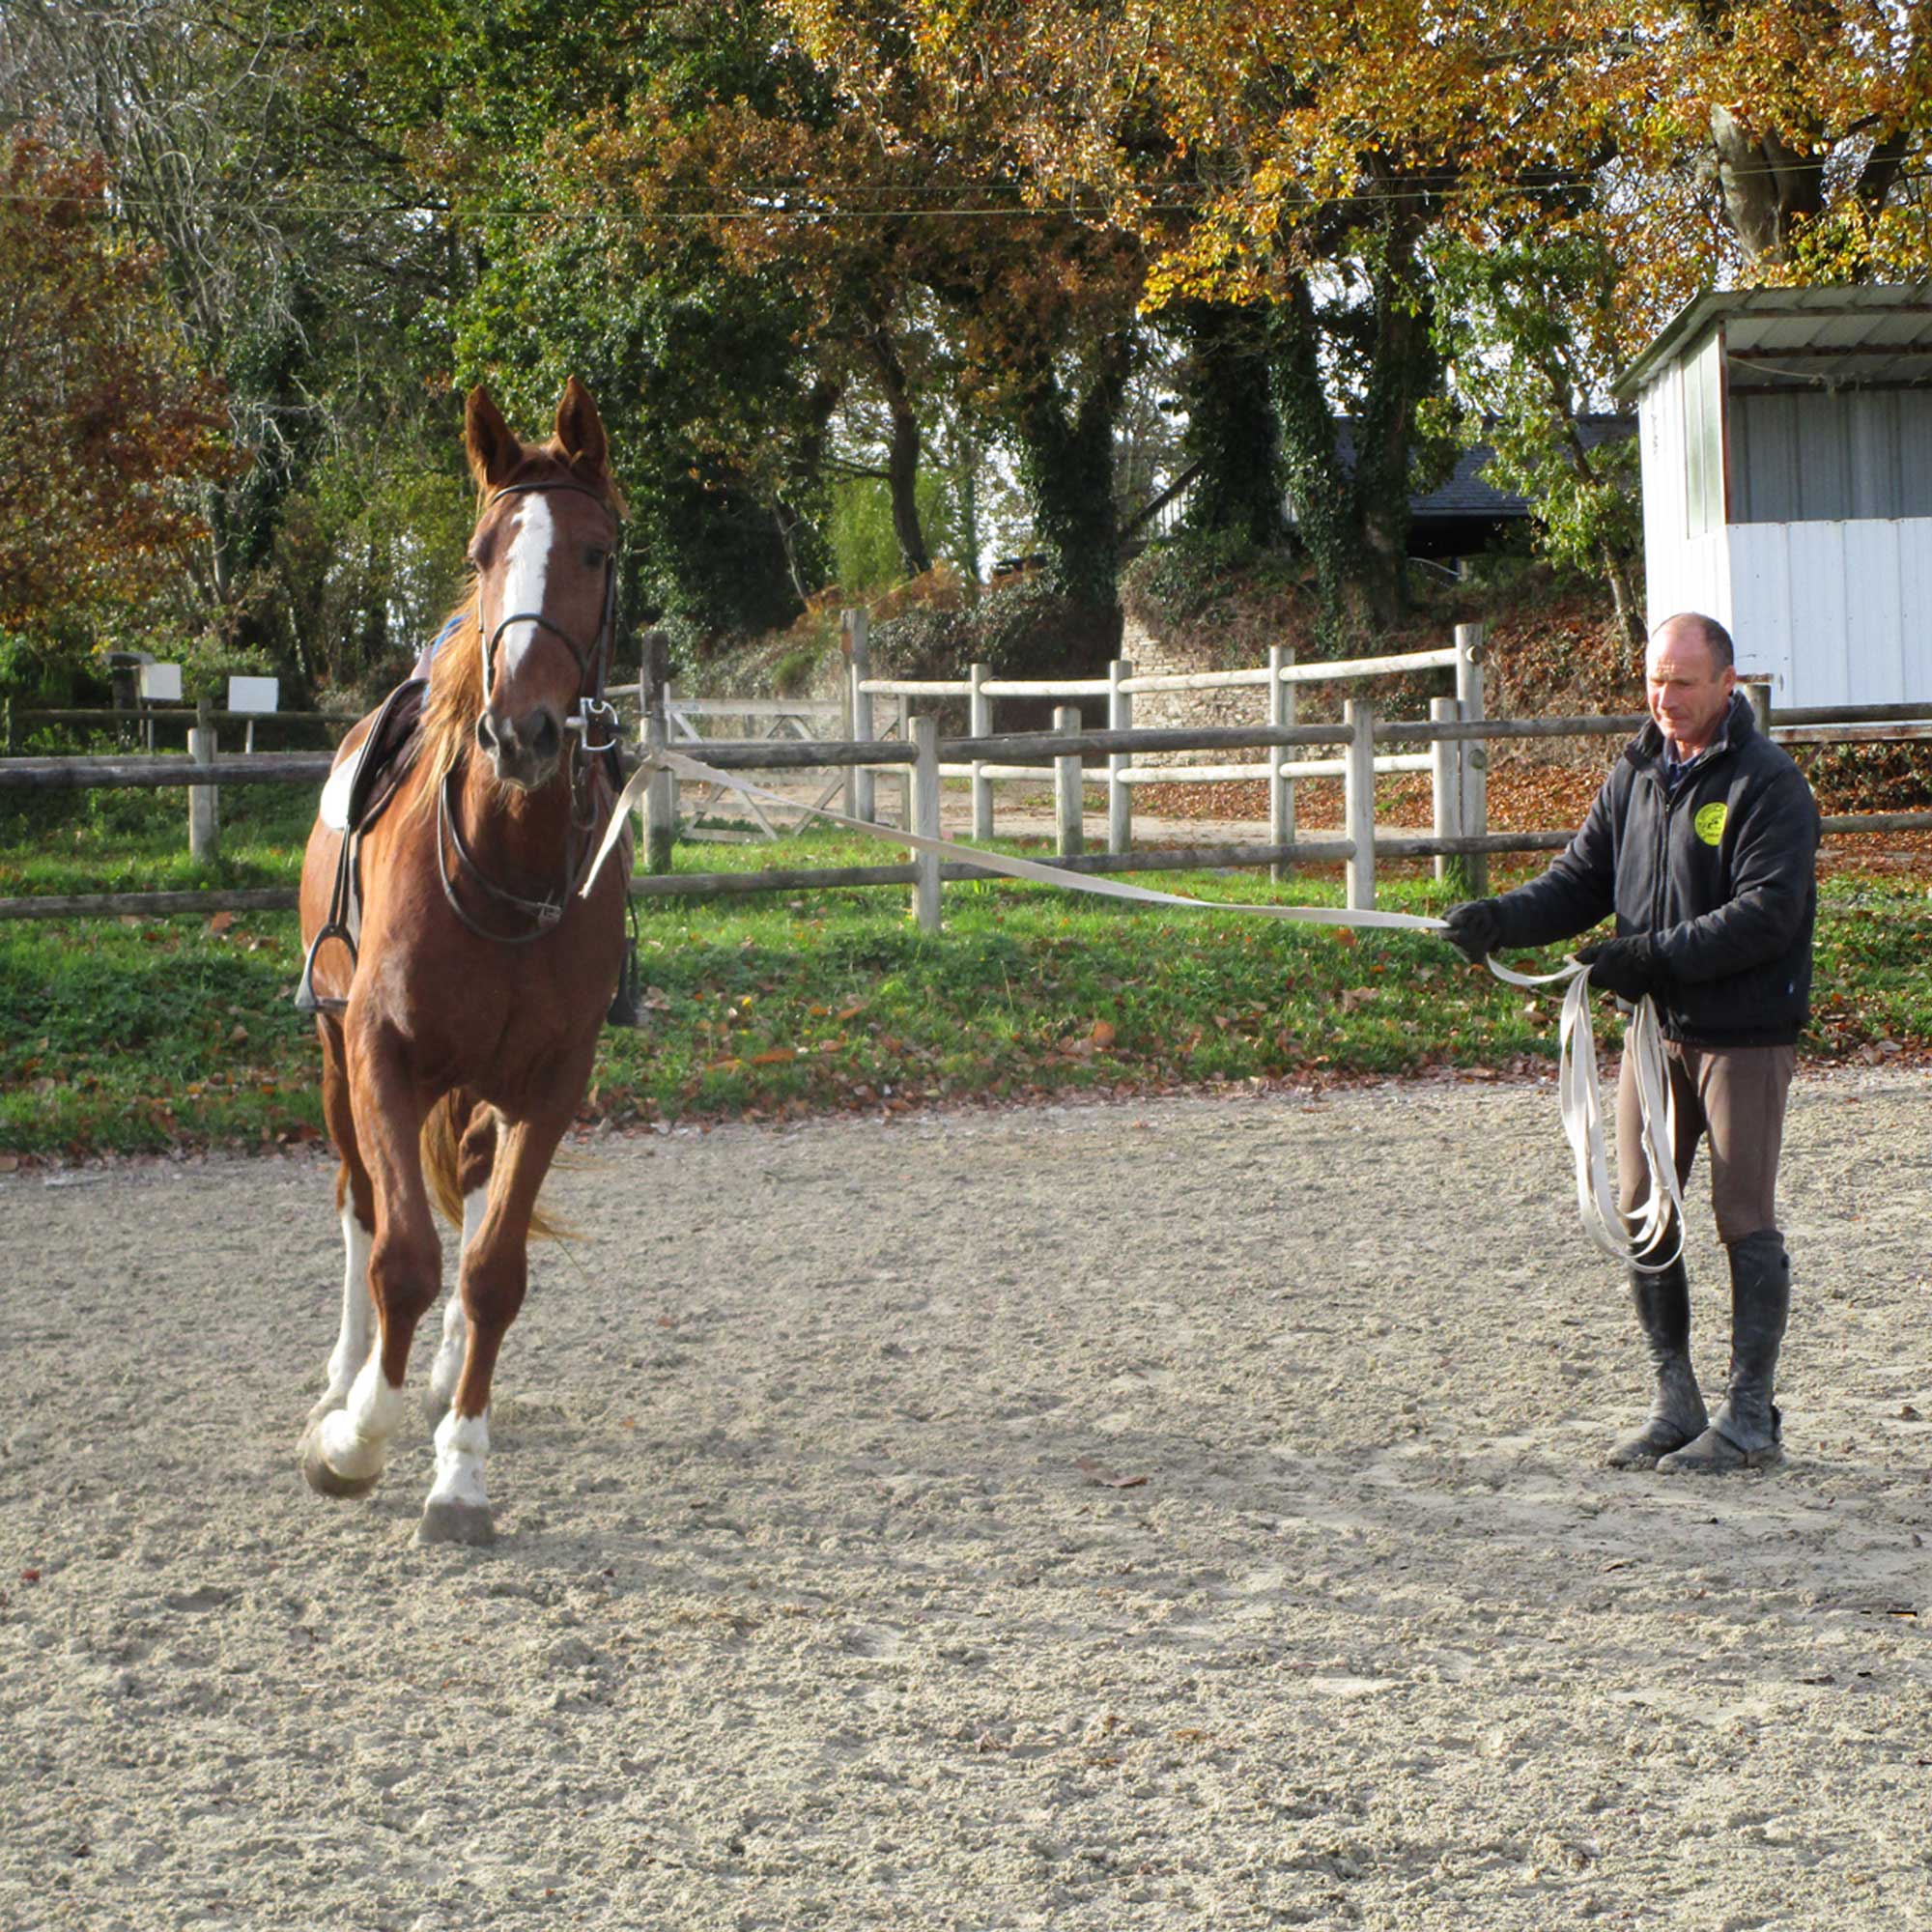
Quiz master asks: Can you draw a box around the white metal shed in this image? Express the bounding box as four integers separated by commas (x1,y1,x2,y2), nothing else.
1615,283,1932,707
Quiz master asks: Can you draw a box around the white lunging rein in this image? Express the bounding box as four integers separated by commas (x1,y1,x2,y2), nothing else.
589,750,1684,1270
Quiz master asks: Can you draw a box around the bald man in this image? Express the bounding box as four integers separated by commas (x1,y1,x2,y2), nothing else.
1445,613,1819,1474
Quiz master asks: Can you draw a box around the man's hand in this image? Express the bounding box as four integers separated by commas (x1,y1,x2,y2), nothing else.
1442,899,1504,963
1576,933,1668,1002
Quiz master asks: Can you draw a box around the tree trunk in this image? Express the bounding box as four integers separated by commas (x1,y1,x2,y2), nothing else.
1014,350,1127,612
1179,302,1283,547
1268,281,1362,626
1351,209,1436,627
1709,105,1826,267
867,330,932,579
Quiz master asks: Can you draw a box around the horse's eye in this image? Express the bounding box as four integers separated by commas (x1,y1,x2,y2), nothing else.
584,545,609,570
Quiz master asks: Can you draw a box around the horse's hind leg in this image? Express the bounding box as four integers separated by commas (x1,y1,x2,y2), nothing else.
425,1100,497,1424
306,1021,377,1433
301,1037,441,1500
420,1100,573,1547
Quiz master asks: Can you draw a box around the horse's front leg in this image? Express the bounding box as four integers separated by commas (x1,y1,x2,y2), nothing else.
300,1043,441,1500
419,1104,573,1547
425,1101,498,1423
307,1020,378,1431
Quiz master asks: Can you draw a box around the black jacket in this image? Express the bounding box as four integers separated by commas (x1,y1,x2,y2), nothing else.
1493,696,1819,1047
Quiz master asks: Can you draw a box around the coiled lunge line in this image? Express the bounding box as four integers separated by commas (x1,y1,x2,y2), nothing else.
1484,954,1685,1272
588,749,1681,1267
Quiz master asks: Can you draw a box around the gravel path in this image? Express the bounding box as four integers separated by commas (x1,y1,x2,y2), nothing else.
4,1072,1930,1931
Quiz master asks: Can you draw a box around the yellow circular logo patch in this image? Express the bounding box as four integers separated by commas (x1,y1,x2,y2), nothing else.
1694,802,1727,846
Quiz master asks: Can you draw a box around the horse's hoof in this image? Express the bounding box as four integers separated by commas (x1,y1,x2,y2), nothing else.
298,1423,382,1499
416,1498,495,1547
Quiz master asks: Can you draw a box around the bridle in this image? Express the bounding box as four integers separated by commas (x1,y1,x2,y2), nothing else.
476,477,623,755
439,475,629,945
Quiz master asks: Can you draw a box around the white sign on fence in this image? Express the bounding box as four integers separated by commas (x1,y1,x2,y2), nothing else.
227,676,280,714
139,664,184,702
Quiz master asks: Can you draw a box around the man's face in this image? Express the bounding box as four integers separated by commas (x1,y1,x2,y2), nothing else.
1646,627,1736,753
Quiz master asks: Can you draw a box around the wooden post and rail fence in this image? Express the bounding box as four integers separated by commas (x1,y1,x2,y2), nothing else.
6,659,1932,929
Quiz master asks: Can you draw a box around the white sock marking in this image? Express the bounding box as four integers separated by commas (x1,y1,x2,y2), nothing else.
430,1190,487,1406
324,1206,375,1402
319,1348,406,1482
494,497,555,683
427,1407,491,1514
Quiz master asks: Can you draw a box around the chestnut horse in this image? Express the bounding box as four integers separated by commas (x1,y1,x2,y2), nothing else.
297,379,630,1545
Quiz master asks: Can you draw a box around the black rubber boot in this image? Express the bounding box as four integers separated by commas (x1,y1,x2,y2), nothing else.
1658,1232,1790,1473
1605,1253,1708,1469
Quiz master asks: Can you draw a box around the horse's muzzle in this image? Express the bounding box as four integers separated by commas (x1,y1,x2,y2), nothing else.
476,703,562,790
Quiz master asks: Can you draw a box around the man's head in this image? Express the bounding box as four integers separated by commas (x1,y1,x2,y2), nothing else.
1646,612,1737,755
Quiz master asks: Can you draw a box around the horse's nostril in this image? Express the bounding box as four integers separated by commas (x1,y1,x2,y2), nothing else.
528,712,560,761
475,714,499,757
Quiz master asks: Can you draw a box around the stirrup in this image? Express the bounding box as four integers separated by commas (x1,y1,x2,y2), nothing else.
296,923,353,1015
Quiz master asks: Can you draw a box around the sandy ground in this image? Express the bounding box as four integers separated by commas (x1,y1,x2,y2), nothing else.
4,1073,1932,1932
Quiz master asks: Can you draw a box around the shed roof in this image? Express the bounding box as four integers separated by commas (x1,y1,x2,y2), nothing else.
1301,416,1634,522
1615,282,1932,400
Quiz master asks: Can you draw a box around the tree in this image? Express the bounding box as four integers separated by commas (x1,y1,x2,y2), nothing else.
0,135,233,660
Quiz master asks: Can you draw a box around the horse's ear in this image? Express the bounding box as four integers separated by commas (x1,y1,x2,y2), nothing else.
465,385,522,489
554,377,609,479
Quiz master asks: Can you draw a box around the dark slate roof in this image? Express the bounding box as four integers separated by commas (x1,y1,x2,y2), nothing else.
1295,415,1636,523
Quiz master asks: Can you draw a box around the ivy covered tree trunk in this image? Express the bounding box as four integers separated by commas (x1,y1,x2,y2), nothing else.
1268,279,1362,627
1013,350,1127,612
1350,209,1437,628
1178,301,1283,548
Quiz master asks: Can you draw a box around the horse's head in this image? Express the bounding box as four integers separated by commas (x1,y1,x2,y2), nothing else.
462,378,621,792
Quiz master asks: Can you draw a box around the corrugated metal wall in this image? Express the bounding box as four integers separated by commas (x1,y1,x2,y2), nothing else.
1731,390,1932,523
1638,340,1932,705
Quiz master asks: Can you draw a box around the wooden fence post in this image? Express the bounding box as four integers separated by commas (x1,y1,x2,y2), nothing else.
1430,695,1463,888
1269,643,1295,884
640,631,676,872
1053,704,1084,857
1106,659,1132,854
1743,678,1773,732
1455,623,1488,895
911,715,941,932
969,661,993,838
1344,697,1376,912
846,607,876,825
188,695,218,864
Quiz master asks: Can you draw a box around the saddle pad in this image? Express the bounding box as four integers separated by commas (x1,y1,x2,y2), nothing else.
319,677,428,835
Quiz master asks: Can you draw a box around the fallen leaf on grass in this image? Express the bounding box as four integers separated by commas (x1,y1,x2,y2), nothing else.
1090,1019,1117,1049
206,911,235,935
1076,1457,1148,1490
749,1049,797,1065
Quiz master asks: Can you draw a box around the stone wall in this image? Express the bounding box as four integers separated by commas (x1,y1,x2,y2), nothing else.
1118,609,1273,767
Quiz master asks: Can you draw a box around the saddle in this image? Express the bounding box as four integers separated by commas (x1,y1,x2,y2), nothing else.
292,676,643,1028
294,677,429,1015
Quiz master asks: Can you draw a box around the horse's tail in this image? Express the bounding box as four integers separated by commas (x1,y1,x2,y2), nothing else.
419,1093,469,1231
418,1091,571,1243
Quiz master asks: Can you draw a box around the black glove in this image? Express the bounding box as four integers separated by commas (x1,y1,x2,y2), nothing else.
1442,898,1504,963
1576,933,1669,1003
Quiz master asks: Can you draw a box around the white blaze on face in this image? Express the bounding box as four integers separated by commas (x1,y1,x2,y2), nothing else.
493,494,557,683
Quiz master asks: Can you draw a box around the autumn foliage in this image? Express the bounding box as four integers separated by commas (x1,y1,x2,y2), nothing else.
0,135,234,640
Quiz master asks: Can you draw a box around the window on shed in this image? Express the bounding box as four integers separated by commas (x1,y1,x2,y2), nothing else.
1683,332,1724,538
